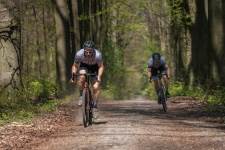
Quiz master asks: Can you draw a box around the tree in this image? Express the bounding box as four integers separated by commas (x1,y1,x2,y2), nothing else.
52,0,72,92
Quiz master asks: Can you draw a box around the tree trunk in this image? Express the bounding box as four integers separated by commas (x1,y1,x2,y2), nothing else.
71,0,80,50
208,0,225,84
52,0,72,92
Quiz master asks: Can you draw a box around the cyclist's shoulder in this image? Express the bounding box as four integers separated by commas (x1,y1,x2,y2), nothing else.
94,49,101,54
160,56,167,65
94,49,102,58
76,49,84,54
160,56,165,60
147,57,153,67
75,49,84,58
148,57,153,62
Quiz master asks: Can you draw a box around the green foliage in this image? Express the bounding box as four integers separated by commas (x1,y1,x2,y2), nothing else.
169,81,187,96
23,79,57,100
168,0,192,28
101,40,127,99
144,80,225,106
0,89,60,125
0,78,59,125
101,85,119,100
145,40,161,53
0,99,60,125
142,82,157,100
169,82,225,106
206,88,225,106
36,100,59,113
28,80,44,97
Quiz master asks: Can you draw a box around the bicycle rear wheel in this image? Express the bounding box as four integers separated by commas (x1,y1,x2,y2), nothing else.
161,89,167,112
82,90,90,127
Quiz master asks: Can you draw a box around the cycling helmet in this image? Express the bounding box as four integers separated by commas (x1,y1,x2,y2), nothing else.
152,52,161,61
83,40,95,49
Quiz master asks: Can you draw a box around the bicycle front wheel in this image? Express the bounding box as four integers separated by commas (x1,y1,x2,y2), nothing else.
161,89,167,112
82,89,90,127
88,89,93,125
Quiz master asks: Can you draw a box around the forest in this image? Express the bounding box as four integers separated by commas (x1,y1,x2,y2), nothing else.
0,0,225,122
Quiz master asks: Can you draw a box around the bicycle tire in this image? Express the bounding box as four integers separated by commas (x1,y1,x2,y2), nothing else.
88,89,93,125
161,88,167,112
82,90,89,127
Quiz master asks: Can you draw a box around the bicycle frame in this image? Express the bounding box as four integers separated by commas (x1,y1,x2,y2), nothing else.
155,73,167,112
79,69,96,127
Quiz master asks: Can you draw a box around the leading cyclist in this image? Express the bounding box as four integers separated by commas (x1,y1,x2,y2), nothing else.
71,41,104,116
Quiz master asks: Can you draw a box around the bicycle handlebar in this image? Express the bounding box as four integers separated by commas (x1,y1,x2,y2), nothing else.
71,72,97,81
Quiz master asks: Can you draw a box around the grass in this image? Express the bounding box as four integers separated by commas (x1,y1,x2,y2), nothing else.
0,87,75,126
0,98,62,125
144,81,225,107
169,82,225,106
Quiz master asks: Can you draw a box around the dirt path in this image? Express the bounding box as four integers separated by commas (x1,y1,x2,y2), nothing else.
1,97,225,150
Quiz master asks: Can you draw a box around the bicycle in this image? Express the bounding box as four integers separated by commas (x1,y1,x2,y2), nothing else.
152,72,168,112
73,69,96,127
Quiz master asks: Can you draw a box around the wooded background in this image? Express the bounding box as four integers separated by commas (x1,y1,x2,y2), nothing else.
0,0,225,104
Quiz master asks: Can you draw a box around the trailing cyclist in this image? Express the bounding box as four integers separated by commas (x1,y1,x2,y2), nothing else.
147,52,170,104
71,40,104,118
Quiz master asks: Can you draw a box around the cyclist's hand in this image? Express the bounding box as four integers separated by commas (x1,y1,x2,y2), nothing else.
167,75,170,80
97,77,101,83
70,73,77,83
70,78,75,83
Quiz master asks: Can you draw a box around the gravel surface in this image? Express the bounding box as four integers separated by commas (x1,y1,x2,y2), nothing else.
0,97,225,150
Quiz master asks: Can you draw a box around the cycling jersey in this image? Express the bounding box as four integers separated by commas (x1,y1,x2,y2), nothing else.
74,49,103,74
147,56,167,79
147,56,166,68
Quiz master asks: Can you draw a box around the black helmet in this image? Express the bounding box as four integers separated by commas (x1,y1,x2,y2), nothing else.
83,40,95,49
152,52,161,60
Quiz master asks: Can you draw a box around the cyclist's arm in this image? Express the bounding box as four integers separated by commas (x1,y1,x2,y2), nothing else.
147,67,152,79
72,50,82,75
147,58,153,79
72,63,79,75
97,63,104,82
165,64,170,79
161,57,170,79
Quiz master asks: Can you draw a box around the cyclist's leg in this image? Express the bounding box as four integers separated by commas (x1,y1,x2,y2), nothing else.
77,74,86,105
152,77,160,92
90,77,100,119
162,73,170,97
152,76,161,103
151,69,160,93
92,79,100,108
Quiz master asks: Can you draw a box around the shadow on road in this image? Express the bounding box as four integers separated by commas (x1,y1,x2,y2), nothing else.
99,99,225,131
93,121,108,125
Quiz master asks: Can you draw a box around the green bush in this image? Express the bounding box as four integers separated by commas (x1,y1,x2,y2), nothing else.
169,81,225,106
170,81,186,96
144,80,225,106
28,80,44,98
24,79,57,100
0,78,59,125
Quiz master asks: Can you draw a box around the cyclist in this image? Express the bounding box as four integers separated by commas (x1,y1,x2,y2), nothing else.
71,41,104,115
147,52,170,103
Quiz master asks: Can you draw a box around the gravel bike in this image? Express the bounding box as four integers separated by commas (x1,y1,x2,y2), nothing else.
73,69,96,127
150,72,168,112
